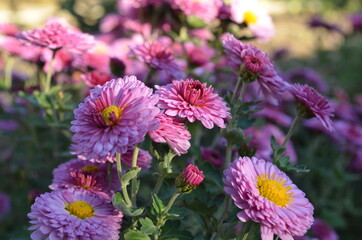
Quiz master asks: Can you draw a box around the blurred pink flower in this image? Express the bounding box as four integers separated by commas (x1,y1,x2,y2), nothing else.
18,17,94,51
81,71,113,88
131,41,185,79
0,192,10,220
312,219,339,240
172,0,222,23
224,156,314,240
0,23,20,36
201,147,225,168
244,124,297,163
119,146,152,170
156,78,231,129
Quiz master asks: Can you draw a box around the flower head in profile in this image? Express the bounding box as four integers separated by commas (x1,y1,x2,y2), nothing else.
287,83,334,132
28,188,122,240
71,75,160,158
156,78,231,129
131,41,185,79
49,159,120,199
176,164,205,193
224,156,314,240
149,113,191,156
222,33,286,104
18,17,94,51
81,70,113,88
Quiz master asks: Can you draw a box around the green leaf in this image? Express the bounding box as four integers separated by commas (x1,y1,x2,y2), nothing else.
151,194,166,216
167,206,188,220
122,167,141,187
112,193,144,216
186,16,207,28
160,221,194,240
124,230,151,240
139,217,159,235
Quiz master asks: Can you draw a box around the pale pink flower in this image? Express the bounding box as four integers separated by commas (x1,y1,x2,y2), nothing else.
224,157,314,240
156,78,231,129
149,113,191,156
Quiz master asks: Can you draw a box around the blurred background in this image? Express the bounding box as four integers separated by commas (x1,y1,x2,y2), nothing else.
0,0,361,239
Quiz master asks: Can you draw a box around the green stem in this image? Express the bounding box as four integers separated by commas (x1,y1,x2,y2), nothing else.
231,75,243,104
238,82,248,103
116,152,132,207
153,192,181,240
153,175,164,196
44,50,56,93
131,144,140,206
282,115,300,147
4,57,15,90
224,143,233,169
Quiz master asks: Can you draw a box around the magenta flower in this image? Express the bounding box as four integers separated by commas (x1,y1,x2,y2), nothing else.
156,78,231,129
149,113,191,156
172,0,222,23
28,188,122,240
350,12,362,32
71,75,160,158
0,23,20,36
176,164,205,193
49,159,120,199
287,83,335,132
18,17,94,51
312,219,339,240
222,33,286,104
131,41,185,79
224,157,314,240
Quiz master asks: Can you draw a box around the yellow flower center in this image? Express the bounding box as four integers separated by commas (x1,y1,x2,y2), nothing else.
244,11,258,24
81,165,99,173
256,174,293,207
65,201,94,219
101,105,123,125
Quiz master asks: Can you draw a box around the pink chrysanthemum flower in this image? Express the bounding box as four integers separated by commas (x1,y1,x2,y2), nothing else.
49,159,120,199
149,113,191,156
222,33,286,104
224,157,314,240
176,164,205,193
201,147,225,168
18,17,94,51
131,41,185,79
28,188,122,240
287,83,335,132
70,75,160,158
172,0,222,23
156,78,231,129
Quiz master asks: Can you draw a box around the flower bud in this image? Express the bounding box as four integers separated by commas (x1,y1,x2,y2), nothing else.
175,164,204,193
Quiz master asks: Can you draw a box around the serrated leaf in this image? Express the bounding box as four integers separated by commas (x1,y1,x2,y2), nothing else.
151,194,166,216
139,217,159,235
124,230,151,240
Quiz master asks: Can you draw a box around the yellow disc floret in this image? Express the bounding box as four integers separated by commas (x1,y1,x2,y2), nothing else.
65,201,94,219
257,174,293,207
101,105,123,125
81,165,99,173
244,11,258,25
